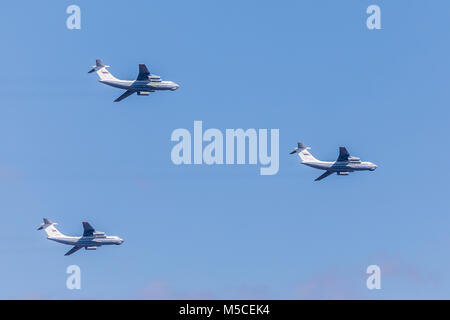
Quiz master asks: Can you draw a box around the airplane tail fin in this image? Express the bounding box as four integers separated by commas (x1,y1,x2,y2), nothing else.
88,59,118,81
37,218,64,237
290,142,319,163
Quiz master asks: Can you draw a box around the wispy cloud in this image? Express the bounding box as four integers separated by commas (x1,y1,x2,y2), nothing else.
138,281,272,300
293,269,362,299
139,280,216,300
11,293,48,300
227,284,271,299
374,253,442,288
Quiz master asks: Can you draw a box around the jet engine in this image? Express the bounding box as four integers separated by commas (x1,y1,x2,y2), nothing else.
348,156,361,163
137,91,150,96
148,74,161,82
85,246,97,250
337,172,349,176
93,231,106,238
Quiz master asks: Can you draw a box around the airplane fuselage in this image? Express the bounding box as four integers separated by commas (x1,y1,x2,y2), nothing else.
100,79,179,91
304,160,377,172
48,235,123,247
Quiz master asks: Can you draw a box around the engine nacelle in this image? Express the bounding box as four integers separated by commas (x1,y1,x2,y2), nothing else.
148,75,161,82
93,231,106,238
85,246,97,250
137,91,150,96
337,172,349,176
348,156,361,163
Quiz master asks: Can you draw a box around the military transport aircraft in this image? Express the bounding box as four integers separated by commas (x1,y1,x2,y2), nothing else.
88,59,179,102
38,218,124,256
290,142,377,181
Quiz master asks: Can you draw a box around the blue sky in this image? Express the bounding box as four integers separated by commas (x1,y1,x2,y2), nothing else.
0,0,450,299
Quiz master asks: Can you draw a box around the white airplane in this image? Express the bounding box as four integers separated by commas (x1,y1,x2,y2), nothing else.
290,142,377,181
38,218,124,256
88,59,180,102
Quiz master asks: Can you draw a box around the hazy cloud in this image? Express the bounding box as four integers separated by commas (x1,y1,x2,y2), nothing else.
139,280,216,300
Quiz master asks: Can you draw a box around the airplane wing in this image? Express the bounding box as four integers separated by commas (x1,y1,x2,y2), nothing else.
82,222,95,237
336,146,350,162
114,90,136,102
136,64,150,81
315,171,334,181
64,246,82,256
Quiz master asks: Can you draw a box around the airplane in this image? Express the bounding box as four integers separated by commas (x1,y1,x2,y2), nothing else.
38,218,124,256
290,142,377,181
88,59,180,102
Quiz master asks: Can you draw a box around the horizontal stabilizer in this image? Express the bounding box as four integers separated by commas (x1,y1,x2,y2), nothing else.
88,59,104,73
37,218,55,230
290,142,308,154
291,141,318,163
87,59,116,83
